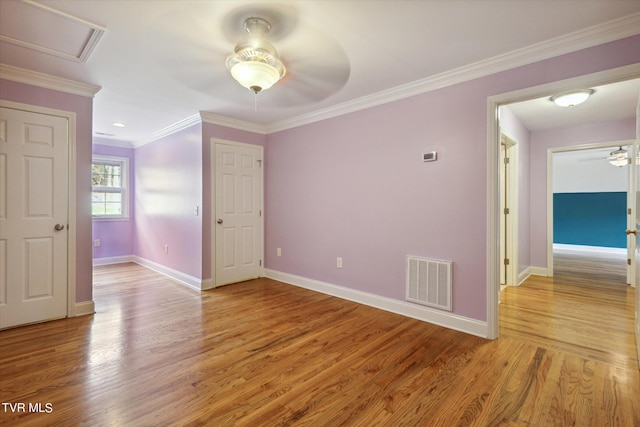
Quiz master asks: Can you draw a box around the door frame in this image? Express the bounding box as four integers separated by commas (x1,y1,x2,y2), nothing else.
486,63,640,339
499,132,519,288
0,100,77,319
546,140,634,278
209,138,264,287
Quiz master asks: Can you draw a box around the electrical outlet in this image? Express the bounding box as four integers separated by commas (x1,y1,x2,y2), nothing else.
277,248,282,257
164,244,169,254
337,257,343,268
94,239,101,247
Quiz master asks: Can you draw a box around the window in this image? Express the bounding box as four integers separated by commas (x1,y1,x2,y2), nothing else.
92,155,129,218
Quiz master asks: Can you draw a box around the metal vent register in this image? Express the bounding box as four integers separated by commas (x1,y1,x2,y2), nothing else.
406,256,452,311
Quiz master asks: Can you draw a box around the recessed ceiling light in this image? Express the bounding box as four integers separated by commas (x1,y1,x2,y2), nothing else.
550,89,594,107
112,122,125,127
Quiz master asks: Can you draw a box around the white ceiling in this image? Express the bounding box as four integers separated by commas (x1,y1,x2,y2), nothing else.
1,0,639,144
506,78,640,133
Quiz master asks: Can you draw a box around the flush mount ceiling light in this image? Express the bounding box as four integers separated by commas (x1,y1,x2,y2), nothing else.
112,122,125,127
550,89,594,107
226,17,286,94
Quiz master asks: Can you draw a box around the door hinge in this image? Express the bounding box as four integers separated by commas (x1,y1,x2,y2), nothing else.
629,208,632,215
504,157,510,164
257,159,262,167
504,258,510,266
259,259,262,266
628,258,632,266
504,208,510,215
259,209,262,217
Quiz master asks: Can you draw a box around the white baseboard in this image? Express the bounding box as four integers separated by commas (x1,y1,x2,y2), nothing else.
75,300,95,316
553,244,626,255
530,267,551,277
201,278,214,290
264,269,488,338
93,255,213,291
132,256,205,291
93,255,135,266
517,267,531,285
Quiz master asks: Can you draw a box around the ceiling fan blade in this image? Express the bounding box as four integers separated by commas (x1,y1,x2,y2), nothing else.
257,26,351,106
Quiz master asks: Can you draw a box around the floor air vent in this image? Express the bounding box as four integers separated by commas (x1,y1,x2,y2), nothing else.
406,256,452,311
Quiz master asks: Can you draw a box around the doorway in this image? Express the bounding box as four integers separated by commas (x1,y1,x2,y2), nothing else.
486,65,640,339
548,143,633,285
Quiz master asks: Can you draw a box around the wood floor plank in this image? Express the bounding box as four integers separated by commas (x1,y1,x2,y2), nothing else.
1,255,639,426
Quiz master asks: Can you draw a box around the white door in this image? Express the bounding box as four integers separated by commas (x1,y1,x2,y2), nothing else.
214,142,263,286
0,107,69,329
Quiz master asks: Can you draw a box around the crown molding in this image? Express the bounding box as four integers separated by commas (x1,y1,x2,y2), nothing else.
0,63,101,98
200,111,268,134
92,138,134,149
267,12,640,133
151,113,201,139
130,113,202,148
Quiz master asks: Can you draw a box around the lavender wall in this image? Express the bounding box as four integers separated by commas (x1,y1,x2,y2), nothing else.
265,35,640,322
530,118,635,268
92,141,135,259
134,124,203,278
0,79,94,303
499,106,532,275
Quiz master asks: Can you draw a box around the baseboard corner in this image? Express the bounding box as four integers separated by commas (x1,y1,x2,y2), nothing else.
75,300,95,317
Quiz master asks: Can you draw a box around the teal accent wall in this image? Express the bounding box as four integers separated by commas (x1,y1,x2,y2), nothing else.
553,192,626,248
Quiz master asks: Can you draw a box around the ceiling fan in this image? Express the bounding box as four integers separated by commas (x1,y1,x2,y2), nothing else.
607,146,630,167
146,4,351,108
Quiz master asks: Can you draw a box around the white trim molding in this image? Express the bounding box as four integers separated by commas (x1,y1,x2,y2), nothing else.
74,300,95,317
132,256,205,291
93,255,135,266
0,64,101,98
265,269,488,338
529,267,552,277
553,244,627,255
267,13,640,133
517,267,532,286
200,111,268,135
93,255,216,290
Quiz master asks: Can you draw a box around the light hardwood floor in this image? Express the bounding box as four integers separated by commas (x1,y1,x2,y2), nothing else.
1,256,638,426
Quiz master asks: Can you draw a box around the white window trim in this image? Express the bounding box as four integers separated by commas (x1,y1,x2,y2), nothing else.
92,154,130,220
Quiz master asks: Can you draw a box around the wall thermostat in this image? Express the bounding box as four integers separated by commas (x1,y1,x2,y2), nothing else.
423,151,438,162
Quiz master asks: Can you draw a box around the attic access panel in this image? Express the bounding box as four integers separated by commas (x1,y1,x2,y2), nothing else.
0,0,105,62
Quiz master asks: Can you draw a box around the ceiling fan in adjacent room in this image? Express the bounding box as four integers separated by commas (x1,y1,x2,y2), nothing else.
146,3,351,108
607,146,629,167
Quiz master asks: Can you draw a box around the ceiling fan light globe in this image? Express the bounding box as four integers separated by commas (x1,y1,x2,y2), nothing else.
230,61,281,92
609,157,628,167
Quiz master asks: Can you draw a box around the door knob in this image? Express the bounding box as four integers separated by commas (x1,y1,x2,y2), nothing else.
217,219,223,224
54,224,65,231
626,229,637,235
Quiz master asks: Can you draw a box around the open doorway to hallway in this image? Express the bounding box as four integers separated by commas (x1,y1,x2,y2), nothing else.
488,71,640,342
